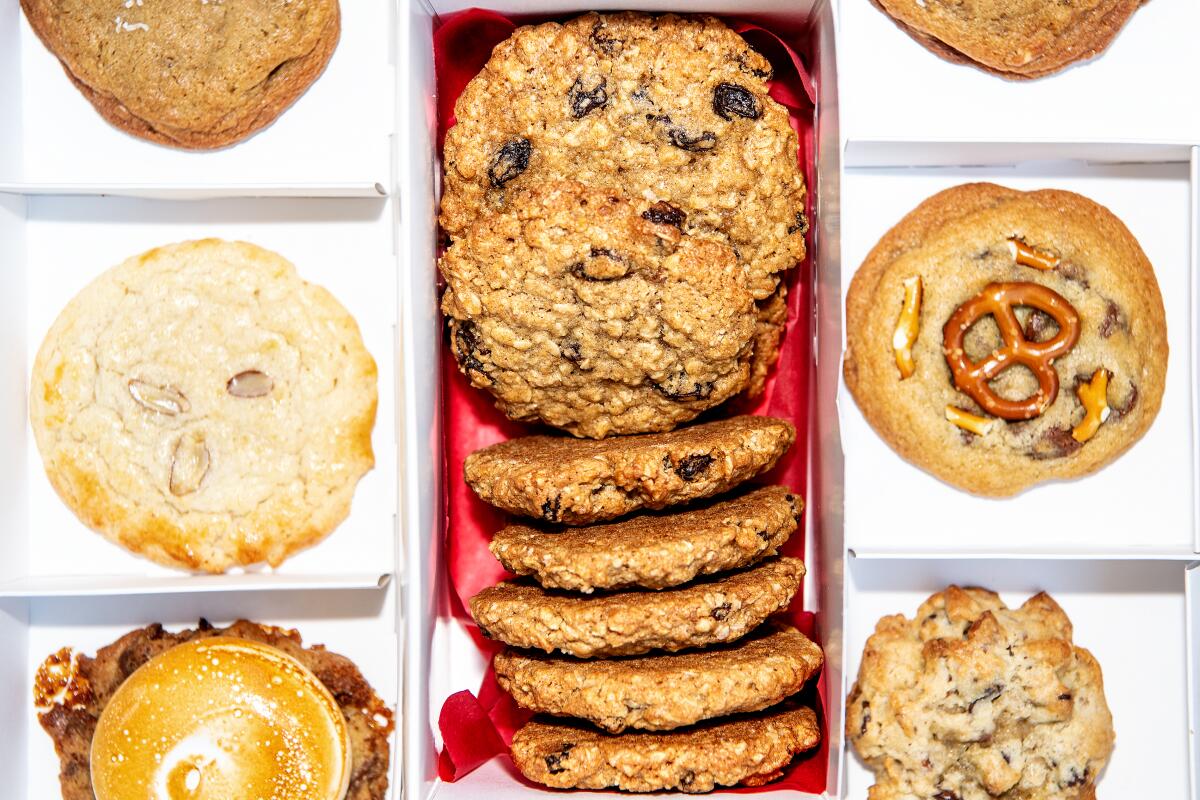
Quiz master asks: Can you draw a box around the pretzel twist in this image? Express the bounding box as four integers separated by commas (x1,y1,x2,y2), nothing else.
942,282,1080,420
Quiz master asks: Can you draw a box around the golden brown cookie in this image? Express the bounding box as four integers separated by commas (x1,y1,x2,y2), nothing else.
844,183,1166,496
494,622,823,732
21,0,339,149
847,586,1114,800
469,557,805,658
464,415,795,525
441,182,755,438
29,240,377,572
490,485,802,592
35,620,392,800
871,0,1142,79
510,700,821,793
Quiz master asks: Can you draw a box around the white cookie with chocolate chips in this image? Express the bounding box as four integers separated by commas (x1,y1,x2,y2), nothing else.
29,239,377,573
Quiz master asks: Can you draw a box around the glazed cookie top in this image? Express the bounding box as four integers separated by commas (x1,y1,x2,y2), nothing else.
441,11,806,301
844,183,1166,496
441,182,755,438
847,586,1114,800
873,0,1141,78
29,240,377,572
21,0,340,149
464,415,796,525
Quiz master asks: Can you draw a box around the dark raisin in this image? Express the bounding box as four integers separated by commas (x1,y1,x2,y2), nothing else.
787,210,809,236
589,21,620,53
569,248,628,281
860,709,872,736
453,320,493,383
968,684,1003,713
631,87,654,107
568,78,608,118
677,454,714,481
1023,309,1057,342
541,495,562,523
713,82,761,120
1065,767,1088,787
1001,751,1011,764
477,625,493,640
649,373,714,400
561,339,582,364
487,139,531,187
680,770,695,788
668,127,717,151
1029,427,1082,460
662,455,673,471
642,201,686,228
1058,692,1073,701
934,792,961,800
196,619,212,631
756,529,772,541
1099,299,1124,338
711,602,732,620
545,743,575,775
736,53,772,79
1114,384,1138,417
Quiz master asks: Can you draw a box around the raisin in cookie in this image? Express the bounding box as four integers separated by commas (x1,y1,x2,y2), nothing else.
21,0,339,149
470,557,804,658
847,586,1114,800
494,622,822,733
872,0,1142,79
844,183,1166,496
490,485,802,592
511,700,820,793
441,182,755,438
29,239,377,572
464,415,795,524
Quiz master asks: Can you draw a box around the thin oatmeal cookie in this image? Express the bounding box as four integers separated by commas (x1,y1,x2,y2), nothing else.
21,0,339,149
844,183,1166,496
463,415,795,525
470,556,805,658
490,485,802,592
34,620,392,800
29,239,377,572
511,700,821,793
847,586,1114,800
441,182,755,438
494,621,823,732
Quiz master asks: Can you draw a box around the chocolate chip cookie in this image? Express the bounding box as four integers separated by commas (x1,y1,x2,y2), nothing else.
872,0,1142,79
469,557,804,658
843,183,1166,496
510,700,820,793
29,239,377,572
494,622,822,732
490,485,802,592
463,415,795,524
847,586,1114,800
441,182,756,438
21,0,339,149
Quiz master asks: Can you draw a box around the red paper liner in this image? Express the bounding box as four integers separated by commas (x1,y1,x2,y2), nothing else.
434,8,826,793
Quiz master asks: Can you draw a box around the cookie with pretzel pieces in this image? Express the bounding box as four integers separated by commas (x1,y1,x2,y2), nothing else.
844,183,1166,496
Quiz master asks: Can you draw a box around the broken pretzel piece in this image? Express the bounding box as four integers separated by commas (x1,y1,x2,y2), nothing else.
1072,369,1111,443
892,275,923,379
1007,238,1060,271
946,405,996,437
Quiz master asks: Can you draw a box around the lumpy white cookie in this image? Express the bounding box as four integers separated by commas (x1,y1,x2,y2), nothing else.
30,239,377,573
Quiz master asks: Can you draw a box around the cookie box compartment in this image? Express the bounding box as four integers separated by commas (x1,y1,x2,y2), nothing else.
842,556,1193,798
398,0,845,797
0,583,401,798
0,193,400,594
0,0,392,195
836,0,1200,145
838,141,1199,557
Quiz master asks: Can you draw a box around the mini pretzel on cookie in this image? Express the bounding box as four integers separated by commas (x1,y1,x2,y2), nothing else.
1007,238,1059,271
892,276,922,379
1072,369,1111,443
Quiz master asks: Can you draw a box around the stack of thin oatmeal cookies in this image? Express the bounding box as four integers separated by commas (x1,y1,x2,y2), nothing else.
437,11,822,793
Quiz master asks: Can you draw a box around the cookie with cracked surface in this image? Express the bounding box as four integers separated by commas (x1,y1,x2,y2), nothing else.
29,239,377,572
440,12,806,304
494,621,822,732
490,485,802,592
470,556,803,658
847,586,1113,800
464,415,795,525
511,700,820,793
34,620,392,800
21,0,339,149
871,0,1142,79
843,183,1166,496
441,181,755,438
